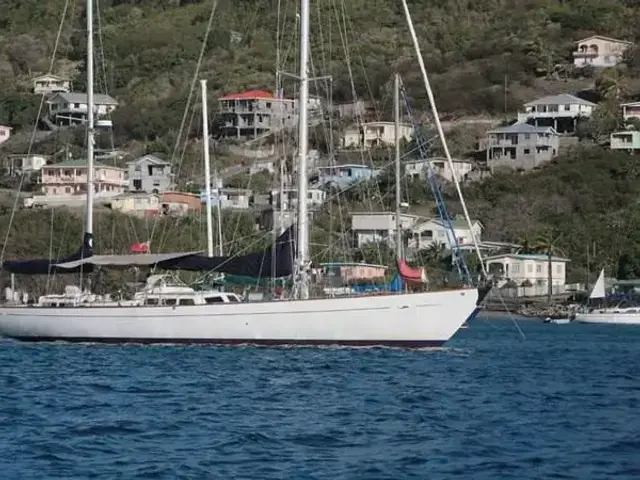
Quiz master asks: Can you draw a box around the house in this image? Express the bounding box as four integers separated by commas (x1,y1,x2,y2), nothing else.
350,211,421,247
610,130,640,151
621,102,640,122
161,191,201,215
106,192,160,217
517,94,596,133
573,36,632,68
315,164,378,190
320,262,387,281
485,253,571,297
404,157,474,183
47,92,118,126
271,187,326,211
126,154,172,193
341,122,413,149
33,74,71,95
217,89,321,139
200,187,252,210
248,159,276,175
409,218,482,251
0,125,12,146
2,154,48,176
486,123,559,171
40,159,126,198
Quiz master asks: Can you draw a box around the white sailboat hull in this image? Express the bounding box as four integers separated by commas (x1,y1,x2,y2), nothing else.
0,288,480,347
574,310,640,325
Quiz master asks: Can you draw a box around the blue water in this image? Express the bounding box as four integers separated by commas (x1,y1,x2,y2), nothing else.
1,317,639,479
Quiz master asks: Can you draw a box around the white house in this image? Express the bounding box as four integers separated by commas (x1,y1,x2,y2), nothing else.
0,125,11,146
404,157,474,183
517,94,596,134
271,187,326,211
33,74,71,95
2,154,48,176
351,211,421,247
610,130,640,151
621,102,640,122
485,253,570,295
573,36,633,68
342,121,413,149
47,92,118,126
409,218,482,250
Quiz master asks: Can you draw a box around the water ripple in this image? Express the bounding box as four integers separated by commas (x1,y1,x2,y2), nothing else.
0,320,639,479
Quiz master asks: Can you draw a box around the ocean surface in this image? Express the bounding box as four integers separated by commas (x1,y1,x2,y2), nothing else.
0,316,639,479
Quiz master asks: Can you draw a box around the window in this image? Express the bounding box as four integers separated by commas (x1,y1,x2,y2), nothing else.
523,149,530,154
145,298,158,306
536,264,542,273
512,263,520,274
205,296,225,304
564,105,570,111
556,264,562,274
523,134,530,140
228,296,240,302
179,298,195,306
528,264,533,273
74,103,80,108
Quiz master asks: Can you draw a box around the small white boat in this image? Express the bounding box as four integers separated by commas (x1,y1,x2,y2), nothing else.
543,317,571,325
574,268,640,325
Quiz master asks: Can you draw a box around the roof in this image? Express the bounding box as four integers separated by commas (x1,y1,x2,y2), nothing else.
34,74,68,81
363,121,413,128
316,163,373,170
405,156,473,165
45,158,122,169
414,218,482,230
47,92,118,105
56,251,203,269
219,90,274,101
126,154,170,166
485,253,571,262
488,122,557,135
524,94,596,107
575,35,633,46
621,101,640,107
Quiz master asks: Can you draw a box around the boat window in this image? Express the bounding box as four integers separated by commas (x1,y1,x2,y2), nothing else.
179,298,195,306
228,296,240,303
145,298,158,306
163,298,177,306
205,296,225,304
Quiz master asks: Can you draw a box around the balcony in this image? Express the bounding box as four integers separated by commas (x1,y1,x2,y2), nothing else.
572,50,598,59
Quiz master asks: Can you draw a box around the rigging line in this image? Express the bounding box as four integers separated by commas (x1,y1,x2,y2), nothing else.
0,0,70,269
94,0,115,153
168,0,218,167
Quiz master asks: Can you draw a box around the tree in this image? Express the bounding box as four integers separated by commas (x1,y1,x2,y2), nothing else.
533,229,564,304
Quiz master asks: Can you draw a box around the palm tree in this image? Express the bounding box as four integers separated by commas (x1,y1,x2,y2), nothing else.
533,230,564,305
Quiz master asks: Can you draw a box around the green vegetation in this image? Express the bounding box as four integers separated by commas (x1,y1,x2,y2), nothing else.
0,0,639,290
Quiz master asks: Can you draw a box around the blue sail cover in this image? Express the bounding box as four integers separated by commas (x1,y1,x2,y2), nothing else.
2,233,94,275
157,225,296,278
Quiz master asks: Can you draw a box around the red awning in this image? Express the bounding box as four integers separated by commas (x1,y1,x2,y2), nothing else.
130,241,150,254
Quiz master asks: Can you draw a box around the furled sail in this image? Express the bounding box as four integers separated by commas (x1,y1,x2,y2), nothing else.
158,225,295,278
2,233,94,275
396,257,427,285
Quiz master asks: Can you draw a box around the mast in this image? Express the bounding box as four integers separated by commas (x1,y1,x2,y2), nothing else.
85,0,95,245
394,73,402,260
200,79,214,258
296,0,310,299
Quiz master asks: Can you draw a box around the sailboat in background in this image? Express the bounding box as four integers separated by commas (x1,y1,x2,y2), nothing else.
0,0,489,347
574,268,640,325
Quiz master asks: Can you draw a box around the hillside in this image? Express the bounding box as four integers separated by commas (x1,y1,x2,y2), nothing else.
0,0,640,290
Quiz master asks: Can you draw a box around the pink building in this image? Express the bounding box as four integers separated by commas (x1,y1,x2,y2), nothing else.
0,125,12,146
41,159,126,197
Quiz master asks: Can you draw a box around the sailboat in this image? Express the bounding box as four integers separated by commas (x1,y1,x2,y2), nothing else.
0,0,489,346
574,268,640,325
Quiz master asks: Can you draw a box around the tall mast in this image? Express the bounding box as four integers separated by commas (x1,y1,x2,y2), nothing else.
394,73,402,260
296,0,310,299
200,79,214,258
85,0,94,243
